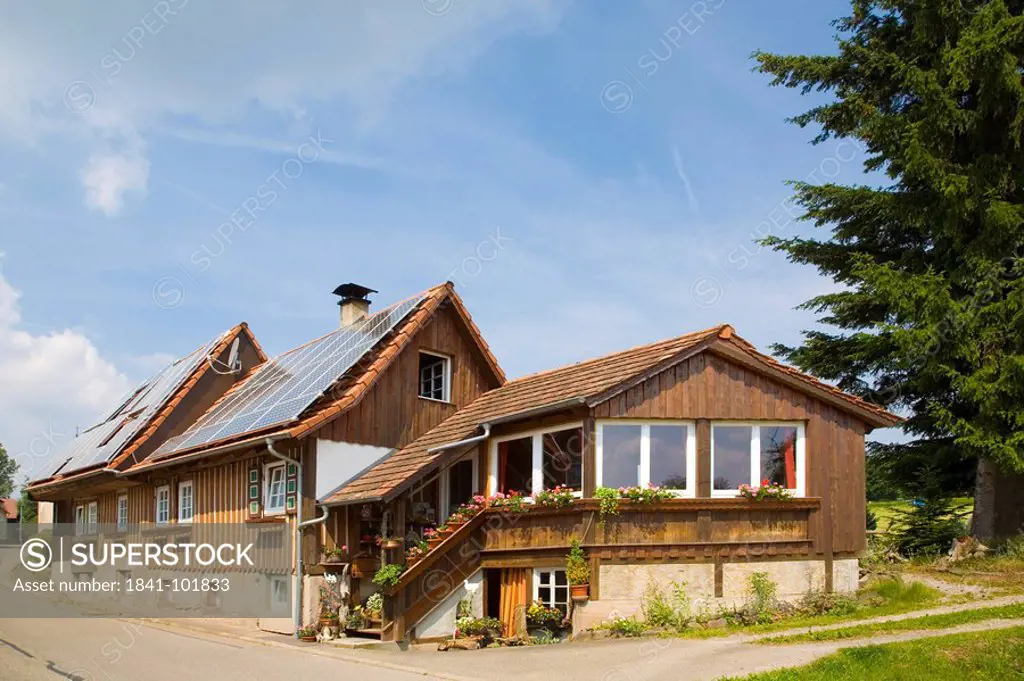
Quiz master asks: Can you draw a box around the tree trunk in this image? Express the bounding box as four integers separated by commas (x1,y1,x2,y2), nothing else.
972,457,1024,542
971,457,997,542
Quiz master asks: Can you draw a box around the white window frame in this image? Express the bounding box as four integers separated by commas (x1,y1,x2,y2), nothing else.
87,501,98,534
532,568,569,612
418,350,452,403
487,422,586,497
710,421,806,498
263,462,287,515
177,480,194,524
75,504,85,535
155,485,171,524
439,450,479,521
117,494,128,532
595,420,697,497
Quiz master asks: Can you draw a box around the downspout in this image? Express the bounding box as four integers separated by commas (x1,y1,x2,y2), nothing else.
266,437,328,637
426,423,492,454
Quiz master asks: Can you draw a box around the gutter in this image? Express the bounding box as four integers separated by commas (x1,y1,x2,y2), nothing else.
265,437,327,638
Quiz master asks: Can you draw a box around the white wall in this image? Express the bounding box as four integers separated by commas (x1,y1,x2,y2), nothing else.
315,440,392,501
412,570,483,640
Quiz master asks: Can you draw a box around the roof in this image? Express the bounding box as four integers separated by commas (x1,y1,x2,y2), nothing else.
323,324,901,505
131,282,504,471
26,323,262,490
1,498,17,520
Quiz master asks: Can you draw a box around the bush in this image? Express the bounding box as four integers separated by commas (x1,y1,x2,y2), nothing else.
998,535,1024,559
800,590,858,617
866,508,878,531
888,496,969,557
607,616,646,637
641,580,691,631
726,572,779,626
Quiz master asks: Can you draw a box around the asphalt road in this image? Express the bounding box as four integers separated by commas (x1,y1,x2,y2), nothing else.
0,617,433,681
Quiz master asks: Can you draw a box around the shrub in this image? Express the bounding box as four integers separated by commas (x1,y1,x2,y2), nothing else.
866,508,878,531
372,563,406,589
607,616,645,637
566,538,590,586
641,580,691,630
800,590,858,617
726,572,779,626
888,496,969,557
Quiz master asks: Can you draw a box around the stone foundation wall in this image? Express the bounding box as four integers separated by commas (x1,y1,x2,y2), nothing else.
575,558,856,632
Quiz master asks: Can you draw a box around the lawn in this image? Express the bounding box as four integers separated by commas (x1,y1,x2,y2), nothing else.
720,627,1024,680
674,579,942,639
759,603,1024,644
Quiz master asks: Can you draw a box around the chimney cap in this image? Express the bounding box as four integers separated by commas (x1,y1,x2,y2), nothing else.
332,283,377,302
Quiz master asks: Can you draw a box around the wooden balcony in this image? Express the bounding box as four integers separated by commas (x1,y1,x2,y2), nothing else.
383,497,821,641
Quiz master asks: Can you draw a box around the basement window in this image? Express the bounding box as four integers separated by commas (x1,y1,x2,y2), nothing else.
418,351,451,402
711,423,805,497
533,569,569,614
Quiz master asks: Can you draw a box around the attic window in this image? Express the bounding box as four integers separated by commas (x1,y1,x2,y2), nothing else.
418,351,450,402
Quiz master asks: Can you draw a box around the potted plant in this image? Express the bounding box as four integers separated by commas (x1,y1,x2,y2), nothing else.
526,601,567,638
372,563,407,591
322,544,348,564
566,538,590,601
376,535,403,550
364,593,383,621
297,625,318,642
435,523,452,539
345,607,367,631
351,552,379,578
406,540,428,566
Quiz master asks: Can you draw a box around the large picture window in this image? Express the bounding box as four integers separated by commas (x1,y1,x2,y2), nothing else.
490,424,584,496
711,423,805,497
596,421,695,496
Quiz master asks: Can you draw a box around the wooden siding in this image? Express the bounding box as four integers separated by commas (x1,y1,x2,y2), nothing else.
591,351,869,555
315,303,499,449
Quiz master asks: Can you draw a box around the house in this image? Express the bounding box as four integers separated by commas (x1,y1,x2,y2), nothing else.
26,282,899,642
0,498,18,542
317,323,900,640
26,281,505,630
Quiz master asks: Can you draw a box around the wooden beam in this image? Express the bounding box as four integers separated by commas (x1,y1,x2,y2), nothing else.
696,419,711,497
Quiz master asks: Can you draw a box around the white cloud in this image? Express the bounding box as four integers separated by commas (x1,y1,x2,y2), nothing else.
0,273,130,482
80,151,150,216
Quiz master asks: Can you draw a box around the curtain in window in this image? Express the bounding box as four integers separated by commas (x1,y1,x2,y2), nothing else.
498,568,529,638
783,433,796,489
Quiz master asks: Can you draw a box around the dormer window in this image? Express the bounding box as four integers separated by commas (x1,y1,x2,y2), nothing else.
418,351,451,402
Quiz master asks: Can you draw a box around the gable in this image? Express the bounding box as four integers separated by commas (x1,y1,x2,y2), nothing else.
592,350,870,432
313,300,501,449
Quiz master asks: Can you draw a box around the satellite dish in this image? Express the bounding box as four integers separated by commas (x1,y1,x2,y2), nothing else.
208,337,242,375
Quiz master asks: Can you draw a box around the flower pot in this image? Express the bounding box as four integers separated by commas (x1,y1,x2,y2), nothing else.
319,616,339,628
299,635,317,643
351,556,379,578
447,520,464,532
407,555,421,568
427,537,443,550
570,584,590,601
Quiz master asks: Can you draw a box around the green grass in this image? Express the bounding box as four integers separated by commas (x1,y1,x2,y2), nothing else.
720,627,1024,680
760,603,1024,644
674,579,942,639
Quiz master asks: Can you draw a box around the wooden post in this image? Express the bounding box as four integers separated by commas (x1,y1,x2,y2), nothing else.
582,415,596,497
696,419,711,498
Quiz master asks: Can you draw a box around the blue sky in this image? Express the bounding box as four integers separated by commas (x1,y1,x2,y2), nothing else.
0,0,900,480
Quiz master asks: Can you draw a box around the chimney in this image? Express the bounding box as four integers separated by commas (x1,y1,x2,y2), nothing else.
333,283,377,327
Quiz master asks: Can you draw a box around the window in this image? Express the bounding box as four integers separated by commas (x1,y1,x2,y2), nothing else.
87,501,98,534
418,351,450,402
75,505,85,535
178,481,194,524
490,424,585,496
711,423,805,497
269,574,290,615
534,569,569,614
117,494,128,531
444,457,476,520
264,463,286,514
596,421,695,495
155,485,170,524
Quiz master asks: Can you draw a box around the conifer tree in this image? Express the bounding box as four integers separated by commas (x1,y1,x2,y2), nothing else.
755,1,1024,539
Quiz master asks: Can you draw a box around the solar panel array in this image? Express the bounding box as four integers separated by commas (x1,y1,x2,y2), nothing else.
47,334,227,478
153,293,427,458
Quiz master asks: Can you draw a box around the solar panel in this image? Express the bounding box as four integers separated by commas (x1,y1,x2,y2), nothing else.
153,292,427,458
46,334,227,478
